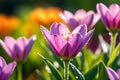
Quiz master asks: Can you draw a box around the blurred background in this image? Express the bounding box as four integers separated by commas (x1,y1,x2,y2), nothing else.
0,0,120,80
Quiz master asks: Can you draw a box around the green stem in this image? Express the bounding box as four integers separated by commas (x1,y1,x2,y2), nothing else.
63,60,70,80
17,62,22,80
110,32,117,55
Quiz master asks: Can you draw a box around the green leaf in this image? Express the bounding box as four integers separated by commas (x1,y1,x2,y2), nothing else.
70,63,85,80
38,54,63,80
98,61,109,80
107,43,120,66
84,65,98,80
35,69,45,80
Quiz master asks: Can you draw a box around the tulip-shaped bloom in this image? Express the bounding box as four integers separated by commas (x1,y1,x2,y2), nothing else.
0,56,16,80
106,67,120,80
0,35,36,61
97,3,120,32
59,9,100,30
41,22,94,59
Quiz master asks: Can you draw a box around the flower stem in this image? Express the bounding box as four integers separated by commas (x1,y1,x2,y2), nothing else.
17,62,22,80
110,32,117,55
63,59,70,80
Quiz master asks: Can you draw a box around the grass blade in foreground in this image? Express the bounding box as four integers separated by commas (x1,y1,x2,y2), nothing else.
38,53,63,80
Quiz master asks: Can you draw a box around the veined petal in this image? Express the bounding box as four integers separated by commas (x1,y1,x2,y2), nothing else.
91,14,100,27
97,3,109,27
81,14,94,27
63,10,74,19
75,9,86,22
50,22,70,35
0,40,14,57
68,18,79,29
108,4,120,18
113,11,120,29
59,12,68,23
1,61,16,80
0,56,7,68
75,9,86,17
72,25,87,37
83,29,94,45
96,3,108,16
68,34,83,58
24,35,36,59
106,67,119,80
13,37,28,60
52,35,67,56
41,26,67,56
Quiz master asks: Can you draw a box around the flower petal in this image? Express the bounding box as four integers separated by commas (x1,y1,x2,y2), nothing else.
81,14,94,27
0,56,7,68
72,24,87,37
52,35,67,57
13,37,28,60
0,61,16,80
24,35,36,59
68,34,83,58
97,3,108,16
41,26,66,56
0,37,15,58
106,67,119,80
108,4,120,18
50,22,70,35
97,3,109,27
83,29,94,45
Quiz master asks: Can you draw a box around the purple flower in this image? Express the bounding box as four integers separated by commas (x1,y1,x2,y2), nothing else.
0,56,16,80
59,9,100,30
41,22,94,59
106,67,120,80
97,3,120,32
0,35,36,61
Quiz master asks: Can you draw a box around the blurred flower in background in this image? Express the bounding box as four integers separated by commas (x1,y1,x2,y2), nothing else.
0,14,20,36
29,7,63,27
59,9,100,30
0,35,36,61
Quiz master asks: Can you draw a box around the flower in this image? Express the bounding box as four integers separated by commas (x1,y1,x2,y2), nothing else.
59,9,100,30
106,67,120,80
41,22,94,59
29,7,63,26
0,14,20,36
0,35,36,61
96,3,120,32
0,56,16,80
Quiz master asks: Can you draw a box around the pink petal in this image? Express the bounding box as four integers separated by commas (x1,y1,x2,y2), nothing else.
91,14,100,27
113,11,120,29
52,35,67,56
12,37,28,60
0,56,7,68
23,35,36,59
41,26,63,56
96,3,109,27
1,61,16,80
108,4,120,18
63,10,74,19
106,67,119,80
83,29,94,45
96,3,108,16
68,34,83,58
81,14,94,27
59,12,68,23
72,25,87,37
75,9,86,20
50,22,70,35
0,37,15,58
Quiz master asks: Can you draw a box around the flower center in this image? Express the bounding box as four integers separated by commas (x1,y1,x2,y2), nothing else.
61,33,73,41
